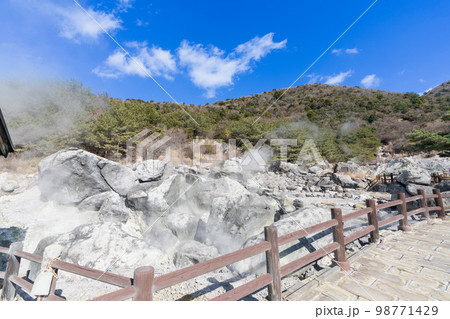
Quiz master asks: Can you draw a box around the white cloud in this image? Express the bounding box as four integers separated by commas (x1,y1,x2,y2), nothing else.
177,33,287,97
419,78,426,83
331,47,359,56
136,19,149,27
56,6,122,41
117,0,134,12
93,42,177,80
306,73,322,84
8,0,122,42
324,70,352,85
360,74,381,88
307,70,352,85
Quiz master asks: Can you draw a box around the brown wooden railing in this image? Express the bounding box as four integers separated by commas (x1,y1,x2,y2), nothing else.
1,189,449,301
431,171,450,184
367,171,450,190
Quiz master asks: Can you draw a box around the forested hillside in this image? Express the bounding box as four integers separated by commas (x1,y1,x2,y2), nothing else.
5,79,450,163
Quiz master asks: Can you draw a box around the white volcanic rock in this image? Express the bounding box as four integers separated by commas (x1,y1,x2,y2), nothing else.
38,148,138,204
132,160,168,182
98,159,139,196
30,222,166,279
196,194,279,253
173,240,219,268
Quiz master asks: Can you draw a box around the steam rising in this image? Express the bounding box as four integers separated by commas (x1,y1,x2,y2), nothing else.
0,79,106,145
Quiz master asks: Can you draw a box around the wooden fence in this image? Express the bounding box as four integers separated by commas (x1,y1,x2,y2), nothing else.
366,171,450,190
431,171,450,184
1,189,449,301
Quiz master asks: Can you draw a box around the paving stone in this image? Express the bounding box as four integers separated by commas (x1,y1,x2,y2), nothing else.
339,280,395,301
409,246,448,259
368,251,423,273
353,257,390,271
357,266,408,287
371,280,431,301
419,267,450,282
389,267,445,289
428,256,450,267
311,293,334,301
316,283,358,301
388,254,450,273
435,246,450,255
347,271,377,286
407,281,450,301
287,219,450,301
357,296,371,301
373,247,404,260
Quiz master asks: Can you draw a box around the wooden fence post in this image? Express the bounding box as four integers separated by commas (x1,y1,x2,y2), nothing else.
0,242,23,301
331,208,350,271
397,193,411,231
365,199,380,243
133,266,154,301
433,189,448,221
417,189,430,221
264,226,282,301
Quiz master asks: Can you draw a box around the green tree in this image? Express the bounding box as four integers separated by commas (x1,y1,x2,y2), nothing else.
406,129,450,155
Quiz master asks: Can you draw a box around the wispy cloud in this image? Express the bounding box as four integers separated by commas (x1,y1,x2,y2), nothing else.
177,33,287,97
136,19,149,27
93,42,176,79
307,70,353,85
325,70,353,85
117,0,134,12
419,78,426,83
360,74,381,88
331,47,359,56
55,4,122,41
8,0,123,42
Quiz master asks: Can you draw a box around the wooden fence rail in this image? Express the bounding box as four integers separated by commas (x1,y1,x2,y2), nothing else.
1,189,449,301
366,171,450,190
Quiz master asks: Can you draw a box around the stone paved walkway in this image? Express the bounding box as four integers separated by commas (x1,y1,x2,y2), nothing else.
285,219,450,301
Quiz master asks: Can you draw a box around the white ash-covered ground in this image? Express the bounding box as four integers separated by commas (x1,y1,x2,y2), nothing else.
1,149,449,300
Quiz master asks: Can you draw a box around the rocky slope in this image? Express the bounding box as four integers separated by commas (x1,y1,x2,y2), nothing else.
1,149,449,300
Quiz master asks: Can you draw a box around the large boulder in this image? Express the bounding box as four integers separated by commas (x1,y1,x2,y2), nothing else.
30,222,166,278
220,159,243,180
405,184,434,196
97,160,139,196
98,192,133,223
185,177,249,211
173,241,219,268
382,156,450,175
396,168,431,186
126,174,186,216
196,194,279,253
132,160,168,182
435,180,450,192
381,157,417,175
38,149,112,204
78,191,117,211
144,221,180,254
38,149,139,204
269,161,299,174
331,173,358,189
334,161,365,175
164,209,200,241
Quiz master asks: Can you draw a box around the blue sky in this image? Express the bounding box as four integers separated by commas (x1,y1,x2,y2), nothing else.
1,0,449,104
